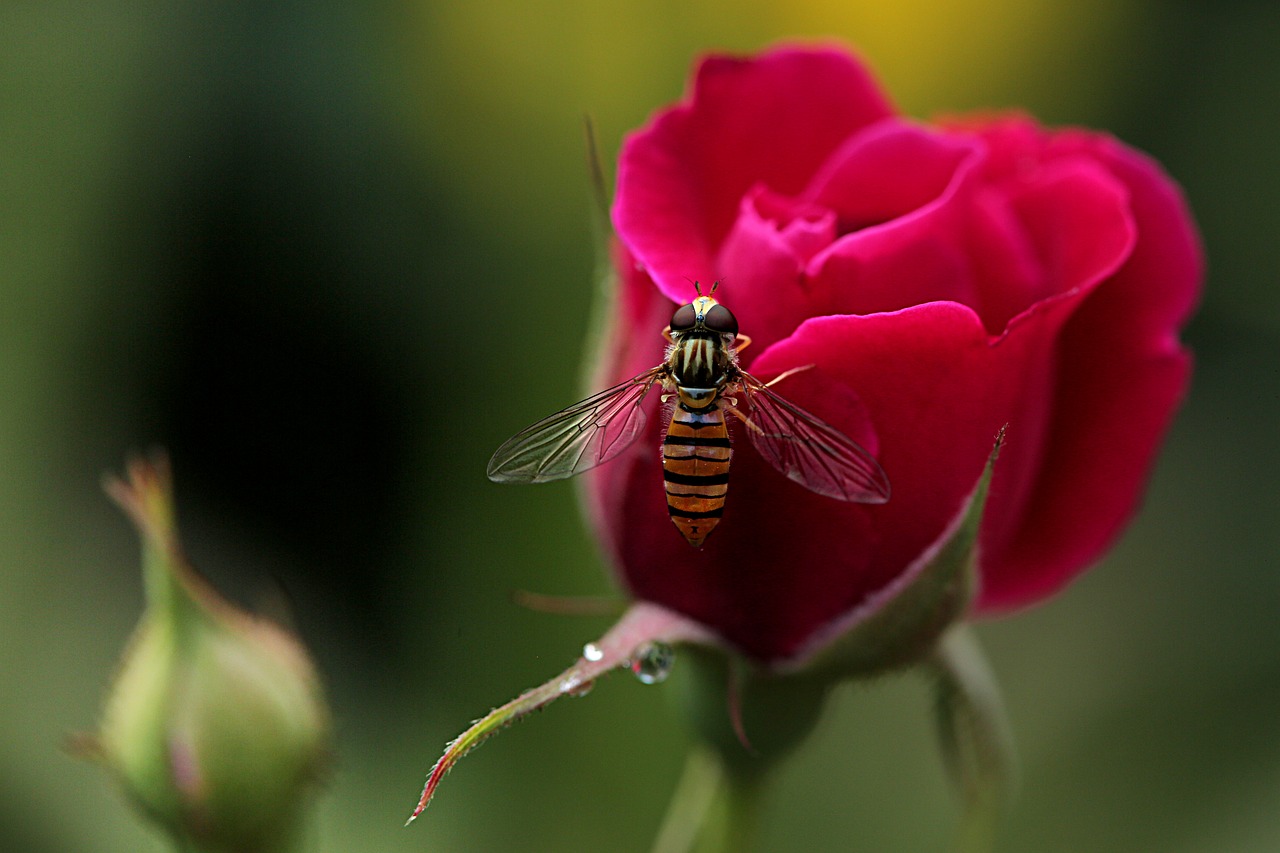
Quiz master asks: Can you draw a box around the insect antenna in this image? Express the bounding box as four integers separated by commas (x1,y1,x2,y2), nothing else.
684,278,723,298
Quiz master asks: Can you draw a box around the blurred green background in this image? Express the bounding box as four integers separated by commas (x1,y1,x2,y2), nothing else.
2,1,1276,851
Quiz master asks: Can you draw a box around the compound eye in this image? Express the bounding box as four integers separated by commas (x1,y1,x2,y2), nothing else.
703,304,738,336
670,303,698,331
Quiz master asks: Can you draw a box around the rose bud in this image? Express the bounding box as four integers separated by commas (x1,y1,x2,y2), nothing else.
87,456,329,853
410,44,1201,849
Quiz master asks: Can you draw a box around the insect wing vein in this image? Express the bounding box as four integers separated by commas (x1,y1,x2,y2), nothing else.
487,368,663,483
738,372,890,503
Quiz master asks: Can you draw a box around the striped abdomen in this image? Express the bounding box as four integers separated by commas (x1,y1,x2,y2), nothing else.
663,397,731,548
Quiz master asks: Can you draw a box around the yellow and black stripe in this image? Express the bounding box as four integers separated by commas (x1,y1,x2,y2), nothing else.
662,402,732,547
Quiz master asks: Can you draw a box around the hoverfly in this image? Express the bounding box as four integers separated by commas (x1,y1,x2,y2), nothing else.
487,282,890,547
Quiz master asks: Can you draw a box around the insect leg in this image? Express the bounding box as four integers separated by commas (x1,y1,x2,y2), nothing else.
763,363,815,388
723,399,767,438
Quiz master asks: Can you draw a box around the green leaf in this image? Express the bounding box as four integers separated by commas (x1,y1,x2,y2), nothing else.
406,603,712,823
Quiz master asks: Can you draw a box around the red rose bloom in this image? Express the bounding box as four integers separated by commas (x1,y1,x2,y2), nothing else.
582,45,1201,664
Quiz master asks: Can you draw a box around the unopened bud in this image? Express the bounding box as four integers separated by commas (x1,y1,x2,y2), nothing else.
92,455,329,853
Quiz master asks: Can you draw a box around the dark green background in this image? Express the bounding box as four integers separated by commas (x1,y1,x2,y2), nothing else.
2,2,1275,851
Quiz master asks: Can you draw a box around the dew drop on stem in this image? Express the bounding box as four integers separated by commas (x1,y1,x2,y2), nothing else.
629,642,675,685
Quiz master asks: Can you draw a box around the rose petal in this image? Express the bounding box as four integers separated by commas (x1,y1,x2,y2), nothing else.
1002,157,1137,309
974,130,1203,610
965,186,1045,333
1050,128,1202,341
580,247,678,560
754,305,1007,611
613,45,894,304
717,122,988,342
801,123,984,316
804,119,980,230
715,186,834,361
747,186,837,265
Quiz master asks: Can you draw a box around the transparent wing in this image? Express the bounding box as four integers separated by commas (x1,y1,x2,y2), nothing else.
736,371,891,503
487,367,666,483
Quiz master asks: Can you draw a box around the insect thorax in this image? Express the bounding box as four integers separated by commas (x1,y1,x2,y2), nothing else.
668,332,734,389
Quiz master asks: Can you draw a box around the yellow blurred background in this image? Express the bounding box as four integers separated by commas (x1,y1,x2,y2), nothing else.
2,1,1275,850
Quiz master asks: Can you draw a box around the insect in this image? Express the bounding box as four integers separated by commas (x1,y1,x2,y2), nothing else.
487,282,890,547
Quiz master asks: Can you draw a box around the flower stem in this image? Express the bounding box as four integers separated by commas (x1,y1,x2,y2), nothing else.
650,746,721,853
650,746,766,853
717,763,764,853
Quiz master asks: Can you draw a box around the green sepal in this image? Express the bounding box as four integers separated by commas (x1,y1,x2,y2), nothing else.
578,114,622,395
659,654,833,853
782,427,1006,681
670,647,831,779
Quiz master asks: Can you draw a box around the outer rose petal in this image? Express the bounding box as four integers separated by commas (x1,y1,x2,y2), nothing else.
972,125,1203,610
580,245,678,563
954,155,1139,584
613,45,894,304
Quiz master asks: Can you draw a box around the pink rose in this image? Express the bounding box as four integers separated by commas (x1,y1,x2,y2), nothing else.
583,44,1202,664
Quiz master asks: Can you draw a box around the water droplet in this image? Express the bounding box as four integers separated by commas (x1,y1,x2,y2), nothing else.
628,642,675,685
558,674,594,697
582,642,604,662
